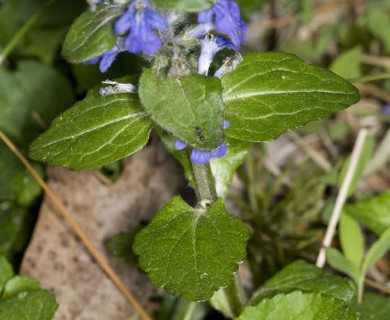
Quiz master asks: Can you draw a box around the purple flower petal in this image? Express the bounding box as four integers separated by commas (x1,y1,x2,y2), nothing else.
99,46,119,72
175,138,187,150
83,55,101,65
190,149,213,165
223,120,230,130
145,9,168,30
198,9,214,24
198,0,246,48
210,142,227,158
115,8,133,34
115,0,167,55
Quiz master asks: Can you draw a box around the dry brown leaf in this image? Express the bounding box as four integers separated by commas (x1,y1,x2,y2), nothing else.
21,141,183,320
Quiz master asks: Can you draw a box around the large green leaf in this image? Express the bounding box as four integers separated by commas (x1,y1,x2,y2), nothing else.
0,60,74,142
133,196,249,301
221,52,360,142
139,69,224,151
345,191,390,236
250,260,355,305
62,5,120,63
29,86,153,170
0,290,58,320
238,291,358,320
151,0,216,12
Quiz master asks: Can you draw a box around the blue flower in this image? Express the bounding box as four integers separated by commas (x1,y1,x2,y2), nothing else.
175,120,230,165
83,43,120,73
114,0,168,55
198,0,247,48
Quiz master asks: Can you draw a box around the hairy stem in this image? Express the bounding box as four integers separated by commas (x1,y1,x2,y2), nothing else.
192,162,218,206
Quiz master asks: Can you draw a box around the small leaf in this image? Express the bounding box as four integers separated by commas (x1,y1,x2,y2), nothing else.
29,85,153,170
0,290,58,320
330,47,362,79
2,276,40,299
107,230,141,265
250,260,356,305
353,293,390,320
133,196,249,301
345,191,390,236
0,204,29,259
221,52,360,142
0,144,43,206
0,256,14,293
139,69,224,151
62,6,120,63
340,212,365,268
366,6,390,53
326,247,361,285
238,291,358,320
150,0,216,12
210,138,250,197
362,228,390,274
0,60,74,142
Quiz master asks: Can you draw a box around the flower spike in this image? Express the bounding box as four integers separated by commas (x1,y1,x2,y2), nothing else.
115,0,168,55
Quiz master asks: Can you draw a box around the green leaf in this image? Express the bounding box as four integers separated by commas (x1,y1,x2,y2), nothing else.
139,69,224,151
150,0,216,12
330,47,362,79
362,227,390,274
107,230,140,265
345,191,390,236
159,131,250,196
0,0,85,64
326,247,361,284
0,144,42,206
238,291,358,320
366,6,390,53
221,52,360,142
133,196,249,301
210,138,250,197
250,260,355,305
29,85,153,170
340,212,365,268
2,276,40,299
0,290,58,320
0,60,74,142
0,204,29,259
62,5,120,63
353,293,390,320
0,256,14,293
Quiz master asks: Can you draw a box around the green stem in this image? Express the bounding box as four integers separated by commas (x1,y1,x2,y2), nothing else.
0,0,55,65
183,301,197,320
209,273,247,318
191,161,218,206
350,71,390,84
357,274,365,304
